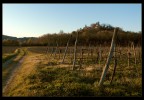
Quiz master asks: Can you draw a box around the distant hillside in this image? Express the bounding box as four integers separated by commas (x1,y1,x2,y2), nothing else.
2,35,17,40
2,35,37,46
2,35,37,42
34,22,141,46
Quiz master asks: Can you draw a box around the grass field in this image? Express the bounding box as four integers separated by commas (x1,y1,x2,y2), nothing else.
2,46,142,97
2,46,19,54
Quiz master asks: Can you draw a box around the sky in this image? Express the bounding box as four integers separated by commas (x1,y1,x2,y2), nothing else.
3,4,141,38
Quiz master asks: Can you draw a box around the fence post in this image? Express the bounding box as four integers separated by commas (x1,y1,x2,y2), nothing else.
99,28,118,86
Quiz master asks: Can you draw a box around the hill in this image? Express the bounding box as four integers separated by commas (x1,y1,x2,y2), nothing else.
2,35,17,40
2,35,37,46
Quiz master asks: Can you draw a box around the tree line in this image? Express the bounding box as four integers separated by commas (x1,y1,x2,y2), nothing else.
2,22,142,47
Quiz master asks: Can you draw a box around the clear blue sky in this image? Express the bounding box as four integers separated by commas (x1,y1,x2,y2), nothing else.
3,4,141,38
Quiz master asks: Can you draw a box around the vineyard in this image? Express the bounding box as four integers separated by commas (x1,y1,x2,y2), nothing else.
2,29,142,96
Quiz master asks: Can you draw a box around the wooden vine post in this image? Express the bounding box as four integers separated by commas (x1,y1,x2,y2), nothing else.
50,44,54,57
61,35,72,64
54,41,59,59
46,42,49,58
59,48,61,59
81,48,86,65
87,43,91,62
127,48,130,68
131,42,138,76
99,44,102,66
131,42,137,66
90,49,92,60
119,46,121,59
99,28,118,86
110,43,117,84
72,32,79,70
70,48,73,64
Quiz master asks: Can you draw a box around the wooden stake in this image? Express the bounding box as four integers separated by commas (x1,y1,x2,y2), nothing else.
99,44,102,66
72,32,79,70
61,35,72,63
132,43,137,66
59,48,61,59
110,44,117,84
81,49,84,64
127,49,130,68
50,47,54,57
46,42,50,59
88,43,91,57
99,28,118,86
54,41,58,59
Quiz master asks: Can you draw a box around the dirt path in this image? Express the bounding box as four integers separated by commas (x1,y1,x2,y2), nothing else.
2,55,26,93
2,51,45,96
2,49,25,92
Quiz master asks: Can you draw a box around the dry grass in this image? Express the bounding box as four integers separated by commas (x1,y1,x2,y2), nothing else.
2,46,142,97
